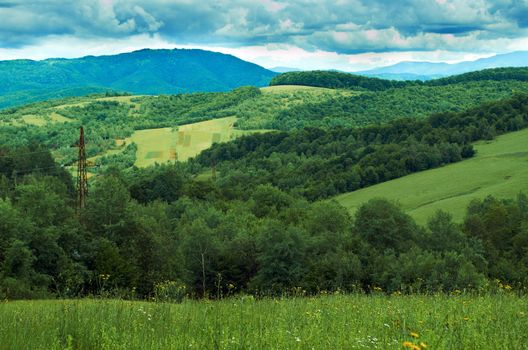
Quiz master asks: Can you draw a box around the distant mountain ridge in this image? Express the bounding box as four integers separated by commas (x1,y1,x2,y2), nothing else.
0,48,277,109
269,66,302,73
357,51,528,80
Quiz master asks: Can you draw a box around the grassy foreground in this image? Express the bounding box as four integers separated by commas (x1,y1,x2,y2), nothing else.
1,294,527,349
335,128,528,224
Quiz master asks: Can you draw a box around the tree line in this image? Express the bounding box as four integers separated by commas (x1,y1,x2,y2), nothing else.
0,159,526,299
270,67,528,91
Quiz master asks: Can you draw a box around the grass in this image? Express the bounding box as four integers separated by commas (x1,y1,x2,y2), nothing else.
118,116,268,167
20,114,47,126
49,112,73,123
260,85,357,97
18,112,72,126
261,85,339,94
334,128,528,224
0,294,526,349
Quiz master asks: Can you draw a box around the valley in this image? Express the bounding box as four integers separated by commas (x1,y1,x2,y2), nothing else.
0,66,527,328
3,3,528,349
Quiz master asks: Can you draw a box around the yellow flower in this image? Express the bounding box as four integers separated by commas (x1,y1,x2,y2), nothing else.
403,341,414,348
410,332,419,338
463,317,470,321
420,342,428,349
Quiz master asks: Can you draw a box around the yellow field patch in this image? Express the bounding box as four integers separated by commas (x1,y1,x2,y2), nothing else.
261,85,335,94
95,95,146,103
117,116,266,167
21,115,47,126
20,112,72,126
49,112,72,123
261,85,357,97
54,102,89,110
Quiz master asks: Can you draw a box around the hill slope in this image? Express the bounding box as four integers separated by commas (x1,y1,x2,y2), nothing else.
334,128,528,224
0,49,277,108
265,68,528,130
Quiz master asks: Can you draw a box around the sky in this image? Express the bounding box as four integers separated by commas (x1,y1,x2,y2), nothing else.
0,0,527,71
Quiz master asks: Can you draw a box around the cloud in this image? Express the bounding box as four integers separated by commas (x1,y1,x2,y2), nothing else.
0,0,526,69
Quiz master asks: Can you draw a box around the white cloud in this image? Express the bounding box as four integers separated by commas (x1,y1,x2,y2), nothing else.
0,0,526,71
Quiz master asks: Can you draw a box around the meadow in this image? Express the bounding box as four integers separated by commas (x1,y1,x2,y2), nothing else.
334,128,528,224
0,293,526,349
111,116,268,167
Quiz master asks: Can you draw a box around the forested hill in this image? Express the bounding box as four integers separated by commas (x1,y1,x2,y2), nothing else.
0,49,277,109
197,93,528,200
270,67,528,90
269,70,408,91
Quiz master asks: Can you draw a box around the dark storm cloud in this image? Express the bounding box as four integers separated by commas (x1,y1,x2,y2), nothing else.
0,0,527,52
489,0,528,28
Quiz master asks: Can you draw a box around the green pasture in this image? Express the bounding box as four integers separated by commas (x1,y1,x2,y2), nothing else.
0,294,526,349
121,116,265,167
334,128,528,224
261,85,341,94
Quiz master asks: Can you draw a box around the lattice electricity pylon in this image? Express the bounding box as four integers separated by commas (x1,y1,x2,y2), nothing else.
77,126,88,211
211,159,217,181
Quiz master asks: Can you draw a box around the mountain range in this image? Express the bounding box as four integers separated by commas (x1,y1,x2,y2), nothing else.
357,51,528,80
0,49,277,109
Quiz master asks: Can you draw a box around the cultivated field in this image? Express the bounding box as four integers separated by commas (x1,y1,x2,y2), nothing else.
334,128,528,224
0,294,526,349
122,116,263,167
261,85,341,94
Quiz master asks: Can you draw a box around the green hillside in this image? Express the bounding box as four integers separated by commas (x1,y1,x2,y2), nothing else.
265,68,528,130
270,67,528,89
269,70,408,90
334,128,528,224
0,85,347,167
0,49,277,109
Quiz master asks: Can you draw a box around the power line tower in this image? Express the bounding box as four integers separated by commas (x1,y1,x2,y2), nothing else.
77,126,88,211
211,159,217,181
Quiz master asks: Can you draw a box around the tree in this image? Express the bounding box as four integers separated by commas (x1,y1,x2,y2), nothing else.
354,198,419,253
251,220,307,293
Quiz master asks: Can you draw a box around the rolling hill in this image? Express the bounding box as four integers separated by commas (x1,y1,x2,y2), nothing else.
0,49,277,109
334,128,528,224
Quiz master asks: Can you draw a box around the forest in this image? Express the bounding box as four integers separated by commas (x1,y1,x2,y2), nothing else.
2,68,528,170
0,153,527,299
198,93,528,200
0,92,527,299
270,67,528,89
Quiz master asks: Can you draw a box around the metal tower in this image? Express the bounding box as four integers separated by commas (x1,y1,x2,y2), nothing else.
77,126,88,210
211,159,217,181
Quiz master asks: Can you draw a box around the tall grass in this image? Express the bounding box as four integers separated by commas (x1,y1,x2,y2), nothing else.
1,293,526,349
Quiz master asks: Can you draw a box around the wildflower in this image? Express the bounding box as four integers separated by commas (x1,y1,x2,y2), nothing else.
463,317,470,321
403,341,414,348
410,332,419,338
420,342,428,349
